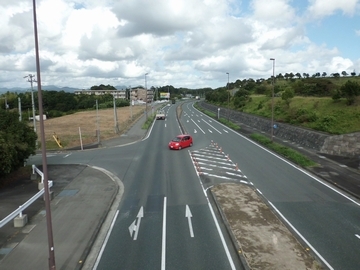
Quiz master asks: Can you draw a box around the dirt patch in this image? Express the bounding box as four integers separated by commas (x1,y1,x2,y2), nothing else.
212,183,323,270
34,105,146,149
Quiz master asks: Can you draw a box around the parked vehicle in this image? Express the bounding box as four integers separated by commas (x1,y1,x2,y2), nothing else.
168,135,193,150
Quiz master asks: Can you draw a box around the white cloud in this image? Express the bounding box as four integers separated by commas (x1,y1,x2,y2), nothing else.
307,0,360,19
0,0,358,90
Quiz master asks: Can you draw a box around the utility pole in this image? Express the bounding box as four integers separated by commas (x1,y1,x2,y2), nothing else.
32,0,56,268
96,99,100,144
145,73,148,120
18,97,22,121
129,86,133,121
270,58,275,142
113,95,119,134
24,74,37,134
226,72,230,121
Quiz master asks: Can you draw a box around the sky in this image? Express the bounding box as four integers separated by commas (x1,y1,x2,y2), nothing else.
0,0,359,90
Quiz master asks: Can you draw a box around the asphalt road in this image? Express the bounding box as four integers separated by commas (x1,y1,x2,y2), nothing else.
94,104,241,269
2,100,360,269
180,102,360,269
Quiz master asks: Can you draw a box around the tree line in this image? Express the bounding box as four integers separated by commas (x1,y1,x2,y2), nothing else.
208,76,360,109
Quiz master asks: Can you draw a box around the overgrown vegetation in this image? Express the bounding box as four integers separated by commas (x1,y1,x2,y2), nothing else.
206,76,360,134
0,110,36,179
250,134,317,167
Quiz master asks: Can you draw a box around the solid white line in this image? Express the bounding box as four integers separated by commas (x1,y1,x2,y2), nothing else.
268,201,334,270
355,234,360,239
161,197,167,270
92,210,119,270
207,200,236,270
202,119,222,134
190,118,206,134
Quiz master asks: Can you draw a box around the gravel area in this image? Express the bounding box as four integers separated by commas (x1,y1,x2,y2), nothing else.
212,183,324,270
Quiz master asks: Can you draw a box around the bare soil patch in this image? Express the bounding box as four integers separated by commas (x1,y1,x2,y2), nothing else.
212,183,323,270
34,105,146,149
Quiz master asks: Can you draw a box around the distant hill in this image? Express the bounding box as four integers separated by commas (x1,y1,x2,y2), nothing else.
0,85,80,94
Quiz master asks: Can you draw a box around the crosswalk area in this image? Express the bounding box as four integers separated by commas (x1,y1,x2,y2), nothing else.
190,141,251,189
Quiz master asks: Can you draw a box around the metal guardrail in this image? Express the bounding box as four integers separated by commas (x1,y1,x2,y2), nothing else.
0,165,53,229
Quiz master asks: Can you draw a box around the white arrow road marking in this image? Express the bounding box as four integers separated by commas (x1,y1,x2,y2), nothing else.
128,220,137,238
185,205,194,237
128,206,144,240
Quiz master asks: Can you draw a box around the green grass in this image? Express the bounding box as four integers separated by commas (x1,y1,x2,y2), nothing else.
243,95,360,134
250,134,317,167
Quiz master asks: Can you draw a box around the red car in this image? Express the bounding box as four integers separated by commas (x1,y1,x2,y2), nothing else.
168,135,193,150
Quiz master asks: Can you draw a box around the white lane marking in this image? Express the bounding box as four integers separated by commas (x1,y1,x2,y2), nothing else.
190,119,205,134
161,197,167,270
64,153,71,158
355,234,360,239
189,151,236,269
223,129,228,133
268,201,334,270
208,129,213,133
207,198,236,270
202,119,222,134
185,205,194,238
93,210,119,270
193,103,360,207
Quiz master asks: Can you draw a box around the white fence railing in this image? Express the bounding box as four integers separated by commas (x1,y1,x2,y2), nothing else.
0,165,53,228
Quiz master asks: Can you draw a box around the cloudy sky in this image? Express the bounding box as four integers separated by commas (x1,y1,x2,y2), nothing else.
1,0,360,90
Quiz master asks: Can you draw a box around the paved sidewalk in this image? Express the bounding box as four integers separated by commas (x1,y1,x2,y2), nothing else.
0,165,118,270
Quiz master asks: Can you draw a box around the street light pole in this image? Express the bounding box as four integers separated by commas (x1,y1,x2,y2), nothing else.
145,73,148,120
270,58,275,142
24,74,37,134
226,72,230,121
32,0,56,269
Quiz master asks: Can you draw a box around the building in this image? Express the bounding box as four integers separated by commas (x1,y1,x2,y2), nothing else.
74,88,154,103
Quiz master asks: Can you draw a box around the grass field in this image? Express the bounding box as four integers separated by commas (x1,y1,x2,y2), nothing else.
34,105,147,149
241,95,360,134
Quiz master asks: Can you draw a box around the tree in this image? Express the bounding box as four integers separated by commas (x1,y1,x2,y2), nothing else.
295,73,302,79
340,80,360,105
341,71,348,77
0,110,36,178
322,72,327,77
282,88,294,107
233,89,250,109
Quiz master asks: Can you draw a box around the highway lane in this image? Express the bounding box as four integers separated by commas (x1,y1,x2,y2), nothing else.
180,101,360,269
30,103,242,269
93,103,240,269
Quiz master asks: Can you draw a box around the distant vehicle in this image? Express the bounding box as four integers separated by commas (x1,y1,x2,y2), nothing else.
171,99,176,104
195,96,200,100
156,110,165,120
168,135,193,150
